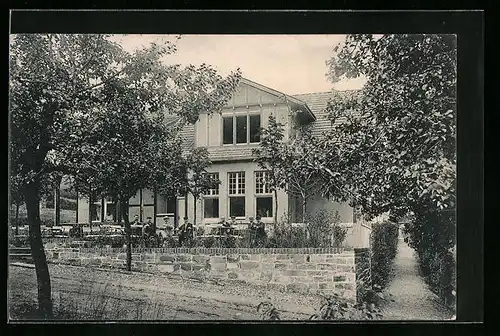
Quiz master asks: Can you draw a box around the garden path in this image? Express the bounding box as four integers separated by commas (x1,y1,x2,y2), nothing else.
381,238,454,320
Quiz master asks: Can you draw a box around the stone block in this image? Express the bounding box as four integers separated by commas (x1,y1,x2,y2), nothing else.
239,261,260,270
260,262,275,270
227,262,239,270
227,255,240,263
283,270,307,277
276,254,289,260
274,263,287,270
211,262,227,271
313,276,330,283
192,264,205,271
193,255,210,264
180,262,193,271
177,254,192,262
335,283,354,290
296,263,317,270
292,255,306,263
211,256,227,263
249,254,261,261
159,255,176,262
337,265,355,272
311,255,326,263
158,264,175,273
317,263,336,271
333,275,347,282
307,270,330,276
260,255,276,262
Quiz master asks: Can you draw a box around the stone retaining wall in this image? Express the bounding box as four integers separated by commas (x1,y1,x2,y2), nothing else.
46,247,370,301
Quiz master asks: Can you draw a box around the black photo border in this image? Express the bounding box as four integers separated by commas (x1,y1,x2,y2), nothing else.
7,8,484,336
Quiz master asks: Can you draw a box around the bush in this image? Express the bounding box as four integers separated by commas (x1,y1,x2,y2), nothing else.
370,221,399,290
309,294,383,320
404,207,456,308
307,209,347,247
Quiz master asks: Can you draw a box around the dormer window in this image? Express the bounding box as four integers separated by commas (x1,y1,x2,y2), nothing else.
222,113,261,145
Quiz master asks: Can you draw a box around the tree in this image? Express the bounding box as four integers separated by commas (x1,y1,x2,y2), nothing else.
323,34,456,220
252,115,287,227
10,175,25,235
181,147,219,228
9,33,241,316
321,34,456,302
282,130,326,224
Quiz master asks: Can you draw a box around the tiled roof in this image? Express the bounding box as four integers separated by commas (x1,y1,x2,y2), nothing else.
207,146,258,162
292,90,360,138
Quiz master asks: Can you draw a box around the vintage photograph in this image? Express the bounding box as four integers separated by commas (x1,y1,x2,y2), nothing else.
9,33,457,321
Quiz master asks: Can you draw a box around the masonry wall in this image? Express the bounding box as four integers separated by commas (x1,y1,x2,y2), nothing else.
45,247,369,301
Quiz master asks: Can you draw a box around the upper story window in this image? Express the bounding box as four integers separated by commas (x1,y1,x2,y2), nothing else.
204,173,219,196
228,172,245,195
222,114,261,145
255,171,272,194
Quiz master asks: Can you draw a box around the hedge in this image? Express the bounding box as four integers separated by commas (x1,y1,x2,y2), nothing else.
370,221,399,290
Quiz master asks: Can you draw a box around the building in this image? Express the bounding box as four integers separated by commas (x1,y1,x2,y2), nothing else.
76,78,370,245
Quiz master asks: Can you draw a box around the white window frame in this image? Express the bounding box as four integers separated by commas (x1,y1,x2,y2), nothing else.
221,112,261,146
228,171,246,219
203,173,220,219
255,171,274,219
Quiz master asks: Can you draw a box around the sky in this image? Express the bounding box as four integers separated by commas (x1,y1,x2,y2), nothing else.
111,34,366,95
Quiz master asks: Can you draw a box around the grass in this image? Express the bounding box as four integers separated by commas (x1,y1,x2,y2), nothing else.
9,279,174,321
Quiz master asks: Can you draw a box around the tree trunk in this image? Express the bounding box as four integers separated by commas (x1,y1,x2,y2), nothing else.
273,189,278,231
15,203,20,235
25,182,53,318
193,195,197,227
121,198,132,272
54,178,61,227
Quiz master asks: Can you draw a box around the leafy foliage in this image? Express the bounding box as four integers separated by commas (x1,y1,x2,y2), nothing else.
257,302,281,320
370,221,399,290
309,294,383,320
9,33,241,315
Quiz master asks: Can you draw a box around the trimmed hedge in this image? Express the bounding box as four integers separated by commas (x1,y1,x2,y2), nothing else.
370,221,399,290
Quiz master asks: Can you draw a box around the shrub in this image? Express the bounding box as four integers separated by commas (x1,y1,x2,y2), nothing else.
307,209,345,247
370,221,399,290
404,207,456,308
309,294,383,320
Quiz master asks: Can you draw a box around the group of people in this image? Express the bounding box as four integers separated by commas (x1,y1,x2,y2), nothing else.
127,214,267,247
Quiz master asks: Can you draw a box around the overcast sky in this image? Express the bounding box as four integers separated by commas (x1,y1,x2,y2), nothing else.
111,34,366,95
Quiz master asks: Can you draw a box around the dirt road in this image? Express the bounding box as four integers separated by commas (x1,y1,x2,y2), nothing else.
9,263,320,321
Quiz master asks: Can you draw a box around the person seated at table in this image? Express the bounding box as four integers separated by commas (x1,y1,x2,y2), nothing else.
178,217,194,246
255,215,267,246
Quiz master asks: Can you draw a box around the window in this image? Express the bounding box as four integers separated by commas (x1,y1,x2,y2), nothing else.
256,197,273,218
228,172,245,217
205,173,219,196
223,117,233,144
222,114,261,145
229,197,245,217
204,198,219,218
156,196,176,214
255,171,272,194
228,172,245,195
204,173,220,219
255,171,273,217
249,115,261,143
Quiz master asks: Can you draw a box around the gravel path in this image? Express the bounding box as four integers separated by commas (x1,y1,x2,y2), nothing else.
9,262,322,321
381,238,454,320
